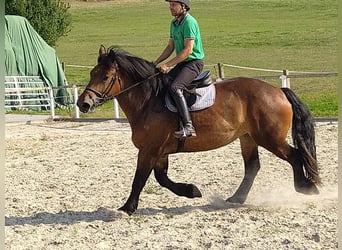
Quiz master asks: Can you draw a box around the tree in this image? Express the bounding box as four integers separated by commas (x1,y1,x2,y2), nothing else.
5,0,71,46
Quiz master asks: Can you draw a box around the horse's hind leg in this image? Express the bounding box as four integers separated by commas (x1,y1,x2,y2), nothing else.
227,134,260,204
268,143,319,195
154,155,202,198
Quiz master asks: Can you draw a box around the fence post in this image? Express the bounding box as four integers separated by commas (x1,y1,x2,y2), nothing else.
48,87,55,119
13,76,23,107
280,69,290,88
113,98,119,118
73,85,80,119
218,63,225,79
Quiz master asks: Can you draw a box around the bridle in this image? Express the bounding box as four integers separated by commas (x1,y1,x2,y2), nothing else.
85,74,119,102
85,65,161,103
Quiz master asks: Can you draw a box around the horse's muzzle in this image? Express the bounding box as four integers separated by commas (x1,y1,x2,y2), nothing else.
77,91,105,113
77,91,94,113
77,100,91,113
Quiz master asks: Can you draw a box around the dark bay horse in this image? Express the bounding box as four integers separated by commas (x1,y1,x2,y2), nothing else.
77,45,321,215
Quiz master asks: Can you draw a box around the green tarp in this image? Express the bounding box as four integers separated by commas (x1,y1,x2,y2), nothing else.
5,15,71,106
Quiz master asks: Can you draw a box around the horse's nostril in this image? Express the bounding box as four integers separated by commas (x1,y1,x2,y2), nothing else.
83,103,90,109
79,103,90,113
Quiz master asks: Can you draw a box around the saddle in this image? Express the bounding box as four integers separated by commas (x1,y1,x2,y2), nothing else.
165,70,216,112
187,70,212,90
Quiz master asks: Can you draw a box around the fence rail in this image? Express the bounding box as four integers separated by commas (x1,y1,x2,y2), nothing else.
5,63,337,119
64,62,338,88
4,76,54,113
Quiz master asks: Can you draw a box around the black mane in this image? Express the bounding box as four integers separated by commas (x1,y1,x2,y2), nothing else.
101,47,167,96
108,48,157,79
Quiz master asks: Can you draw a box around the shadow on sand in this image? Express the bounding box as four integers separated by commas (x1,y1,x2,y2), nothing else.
6,198,248,226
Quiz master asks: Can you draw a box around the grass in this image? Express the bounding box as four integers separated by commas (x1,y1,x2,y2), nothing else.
51,0,337,118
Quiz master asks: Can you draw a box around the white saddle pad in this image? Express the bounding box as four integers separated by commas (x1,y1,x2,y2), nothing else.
165,84,216,112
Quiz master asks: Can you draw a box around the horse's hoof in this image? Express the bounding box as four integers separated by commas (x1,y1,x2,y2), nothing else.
295,182,319,195
186,184,202,198
308,184,320,195
226,196,245,204
118,205,136,216
191,184,202,198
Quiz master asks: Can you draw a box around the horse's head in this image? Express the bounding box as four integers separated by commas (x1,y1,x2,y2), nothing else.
77,45,121,113
78,45,164,113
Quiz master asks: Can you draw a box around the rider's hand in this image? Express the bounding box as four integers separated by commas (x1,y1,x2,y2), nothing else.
159,64,169,74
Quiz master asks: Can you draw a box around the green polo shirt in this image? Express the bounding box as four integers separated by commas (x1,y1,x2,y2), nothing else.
170,13,205,62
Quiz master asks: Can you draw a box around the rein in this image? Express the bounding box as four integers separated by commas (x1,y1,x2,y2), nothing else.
86,71,161,101
114,72,161,97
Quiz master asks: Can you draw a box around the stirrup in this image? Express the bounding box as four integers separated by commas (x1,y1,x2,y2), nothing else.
174,125,196,138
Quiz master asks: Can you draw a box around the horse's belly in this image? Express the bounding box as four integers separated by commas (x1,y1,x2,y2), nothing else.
182,130,243,152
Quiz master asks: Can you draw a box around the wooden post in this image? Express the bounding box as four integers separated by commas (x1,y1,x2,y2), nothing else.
113,98,119,118
281,69,290,88
218,63,225,79
73,85,80,119
48,87,55,119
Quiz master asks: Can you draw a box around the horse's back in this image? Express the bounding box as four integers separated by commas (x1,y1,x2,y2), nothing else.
215,77,290,107
215,77,280,94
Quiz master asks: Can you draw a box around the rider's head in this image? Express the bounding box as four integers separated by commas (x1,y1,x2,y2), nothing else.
165,0,190,11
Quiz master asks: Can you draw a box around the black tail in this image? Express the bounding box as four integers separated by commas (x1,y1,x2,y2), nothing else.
281,88,321,184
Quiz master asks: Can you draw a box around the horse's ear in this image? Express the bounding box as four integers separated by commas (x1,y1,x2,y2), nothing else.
99,45,106,56
108,49,116,63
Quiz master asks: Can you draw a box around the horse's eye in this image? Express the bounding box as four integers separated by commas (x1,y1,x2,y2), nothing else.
103,76,109,82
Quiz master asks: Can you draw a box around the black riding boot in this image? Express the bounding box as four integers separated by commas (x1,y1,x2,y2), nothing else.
171,89,196,138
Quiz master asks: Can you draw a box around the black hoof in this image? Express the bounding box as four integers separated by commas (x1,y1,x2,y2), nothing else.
295,182,320,195
118,204,136,216
184,184,202,198
191,184,202,198
226,195,245,204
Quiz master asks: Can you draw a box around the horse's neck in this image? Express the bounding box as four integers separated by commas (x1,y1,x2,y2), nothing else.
116,74,166,123
116,85,154,124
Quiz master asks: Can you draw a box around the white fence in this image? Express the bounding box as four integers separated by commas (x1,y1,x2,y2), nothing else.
4,75,125,119
5,76,77,119
5,63,337,119
5,76,55,115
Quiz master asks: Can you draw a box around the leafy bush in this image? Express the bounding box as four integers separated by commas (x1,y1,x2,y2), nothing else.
5,0,71,46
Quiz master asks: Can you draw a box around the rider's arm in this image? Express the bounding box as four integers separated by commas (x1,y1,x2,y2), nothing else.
159,38,194,73
154,39,174,65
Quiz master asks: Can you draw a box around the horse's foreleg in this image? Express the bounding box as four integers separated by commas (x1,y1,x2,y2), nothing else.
118,149,155,215
154,155,202,198
228,134,260,204
118,167,152,215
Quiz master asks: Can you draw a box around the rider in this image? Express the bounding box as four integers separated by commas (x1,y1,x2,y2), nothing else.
154,0,205,138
